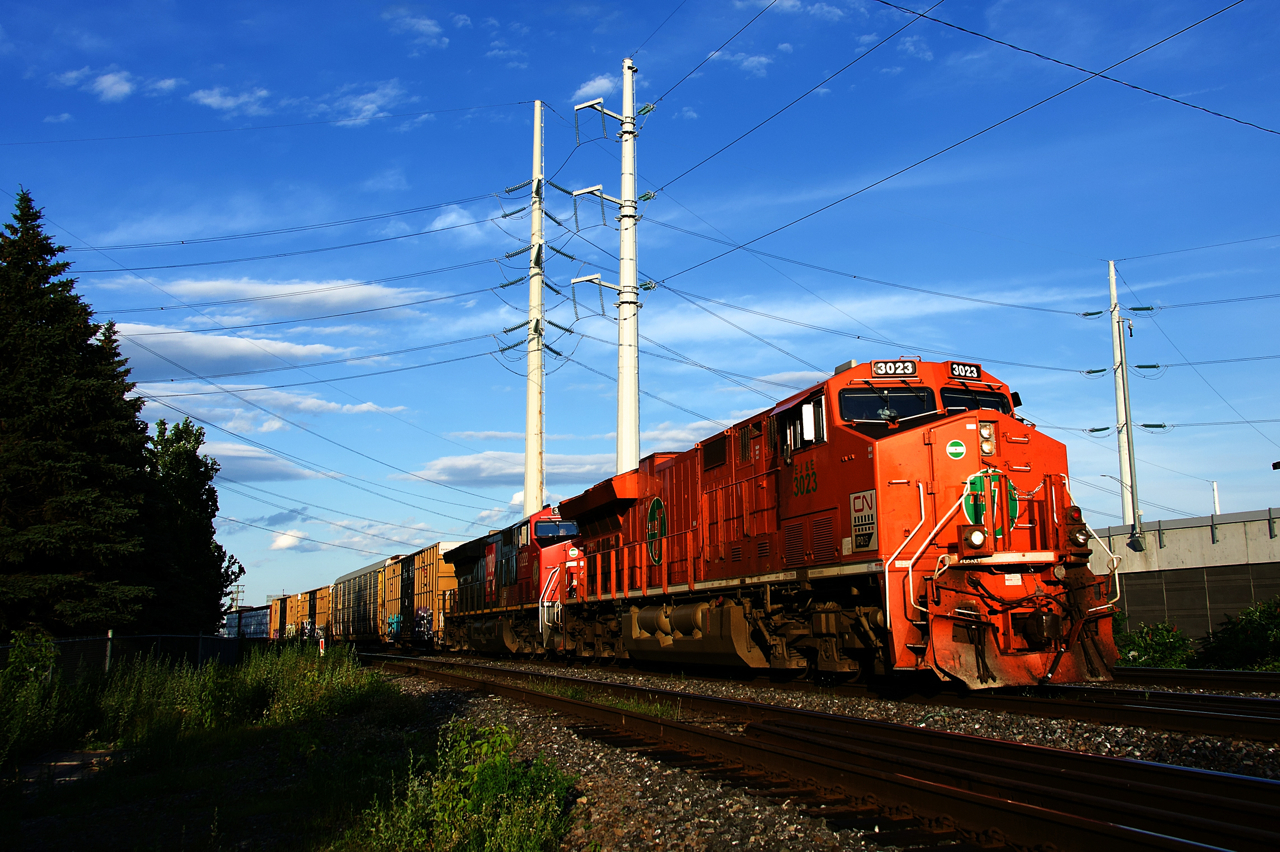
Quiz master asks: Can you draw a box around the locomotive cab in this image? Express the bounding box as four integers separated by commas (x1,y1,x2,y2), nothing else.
441,506,579,654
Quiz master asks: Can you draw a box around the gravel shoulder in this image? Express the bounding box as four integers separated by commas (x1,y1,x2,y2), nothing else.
413,656,1280,781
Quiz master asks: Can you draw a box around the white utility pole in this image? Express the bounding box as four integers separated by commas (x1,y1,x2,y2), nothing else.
523,100,545,518
573,59,645,475
1212,480,1221,515
616,58,640,474
1109,260,1144,550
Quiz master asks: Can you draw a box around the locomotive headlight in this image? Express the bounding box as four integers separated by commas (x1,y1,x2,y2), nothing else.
1069,527,1090,547
966,528,988,549
978,422,994,439
979,422,996,455
980,439,996,455
1053,565,1067,580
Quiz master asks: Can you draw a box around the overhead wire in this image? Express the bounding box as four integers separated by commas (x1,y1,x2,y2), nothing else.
1116,232,1280,262
66,193,501,252
215,482,436,548
657,1,1248,284
2,188,521,522
870,0,1279,137
652,0,781,105
215,516,394,556
657,0,946,191
633,0,690,56
1115,267,1280,451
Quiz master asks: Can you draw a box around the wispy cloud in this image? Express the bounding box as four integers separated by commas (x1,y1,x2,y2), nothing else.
147,77,184,95
711,51,773,78
206,442,323,481
44,113,73,123
269,528,323,551
898,35,933,61
383,7,449,48
189,86,271,115
403,451,613,487
808,3,844,22
453,14,472,28
681,106,698,119
91,71,135,101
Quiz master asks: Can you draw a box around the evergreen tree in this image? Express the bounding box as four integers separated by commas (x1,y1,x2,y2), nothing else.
0,189,153,636
137,418,245,633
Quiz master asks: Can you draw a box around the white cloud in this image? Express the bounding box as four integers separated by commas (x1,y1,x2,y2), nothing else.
572,74,618,101
404,451,614,487
269,528,323,551
486,40,525,59
361,167,409,192
147,77,184,94
641,421,719,451
898,35,933,61
0,24,12,55
91,71,134,102
44,113,73,123
711,51,773,78
858,34,880,46
206,442,322,481
453,430,523,441
189,87,271,115
383,7,448,48
681,106,698,119
53,67,91,87
453,14,472,28
880,66,903,75
327,80,411,125
808,3,844,21
777,43,793,54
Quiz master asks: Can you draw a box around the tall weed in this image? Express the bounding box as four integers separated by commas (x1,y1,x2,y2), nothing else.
1195,595,1280,671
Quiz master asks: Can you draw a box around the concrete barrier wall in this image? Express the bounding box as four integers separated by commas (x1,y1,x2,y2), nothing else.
1087,508,1280,639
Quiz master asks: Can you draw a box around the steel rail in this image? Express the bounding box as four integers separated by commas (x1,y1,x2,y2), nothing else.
365,654,1280,852
1114,666,1280,694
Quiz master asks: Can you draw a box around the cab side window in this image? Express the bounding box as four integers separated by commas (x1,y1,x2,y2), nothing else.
779,396,825,462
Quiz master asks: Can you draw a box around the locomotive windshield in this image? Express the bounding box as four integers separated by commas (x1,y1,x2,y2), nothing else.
534,520,578,542
839,387,937,423
940,387,1011,415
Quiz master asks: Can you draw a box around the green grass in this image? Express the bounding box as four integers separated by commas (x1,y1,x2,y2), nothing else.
3,641,577,851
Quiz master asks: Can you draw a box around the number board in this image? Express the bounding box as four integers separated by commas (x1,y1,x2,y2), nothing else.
871,360,917,377
949,361,981,380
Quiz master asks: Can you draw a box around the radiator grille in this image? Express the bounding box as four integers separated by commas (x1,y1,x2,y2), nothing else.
783,522,805,565
757,539,771,559
812,515,835,559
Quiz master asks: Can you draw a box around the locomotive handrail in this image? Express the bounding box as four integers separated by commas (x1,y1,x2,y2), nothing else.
537,567,561,639
1061,476,1124,605
881,483,927,633
905,490,970,614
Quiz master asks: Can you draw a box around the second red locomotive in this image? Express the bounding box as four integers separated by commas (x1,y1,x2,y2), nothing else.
442,358,1119,689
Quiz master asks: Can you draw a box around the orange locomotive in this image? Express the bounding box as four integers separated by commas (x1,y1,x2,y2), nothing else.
444,358,1119,689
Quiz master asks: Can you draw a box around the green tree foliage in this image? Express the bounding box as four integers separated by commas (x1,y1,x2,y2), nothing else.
1194,595,1280,671
0,190,153,635
138,418,244,633
0,190,241,638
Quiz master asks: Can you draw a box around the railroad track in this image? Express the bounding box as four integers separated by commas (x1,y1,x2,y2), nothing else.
367,654,1280,852
395,651,1280,741
1113,666,1280,694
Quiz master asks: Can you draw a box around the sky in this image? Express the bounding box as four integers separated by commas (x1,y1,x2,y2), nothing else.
3,0,1278,605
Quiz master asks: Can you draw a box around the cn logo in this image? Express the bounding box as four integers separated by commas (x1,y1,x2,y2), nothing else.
851,492,875,514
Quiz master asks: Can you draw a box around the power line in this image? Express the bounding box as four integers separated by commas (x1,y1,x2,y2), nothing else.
1069,477,1197,519
138,349,497,396
119,286,496,335
870,0,1279,138
1117,232,1280,262
3,101,535,147
66,194,500,252
145,334,494,382
652,0,780,105
658,1,1248,284
75,214,513,273
101,261,498,314
215,515,395,556
218,477,473,537
1,186,527,508
1115,267,1280,452
633,0,689,56
216,482,432,548
561,354,729,428
647,217,1087,316
1124,293,1280,311
658,0,945,191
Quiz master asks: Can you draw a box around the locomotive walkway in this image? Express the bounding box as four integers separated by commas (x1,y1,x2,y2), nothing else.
367,654,1280,852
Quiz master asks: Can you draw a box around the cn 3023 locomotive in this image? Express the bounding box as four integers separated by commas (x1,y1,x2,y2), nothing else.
440,358,1121,689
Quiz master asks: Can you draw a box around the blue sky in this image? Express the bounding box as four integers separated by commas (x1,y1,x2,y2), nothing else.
4,1,1277,604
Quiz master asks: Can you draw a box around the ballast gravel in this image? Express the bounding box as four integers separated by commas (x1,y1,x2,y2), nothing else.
398,677,900,852
416,656,1280,781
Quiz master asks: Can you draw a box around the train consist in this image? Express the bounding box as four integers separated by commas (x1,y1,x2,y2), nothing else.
234,358,1120,689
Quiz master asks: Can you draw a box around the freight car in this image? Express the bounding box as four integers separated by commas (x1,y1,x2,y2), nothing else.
441,359,1119,689
327,543,462,646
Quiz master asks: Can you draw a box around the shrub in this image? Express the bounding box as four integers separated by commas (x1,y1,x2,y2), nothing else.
1113,612,1193,668
1194,595,1280,671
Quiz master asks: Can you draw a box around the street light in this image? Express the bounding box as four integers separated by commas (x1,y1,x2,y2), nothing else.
1100,475,1146,552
